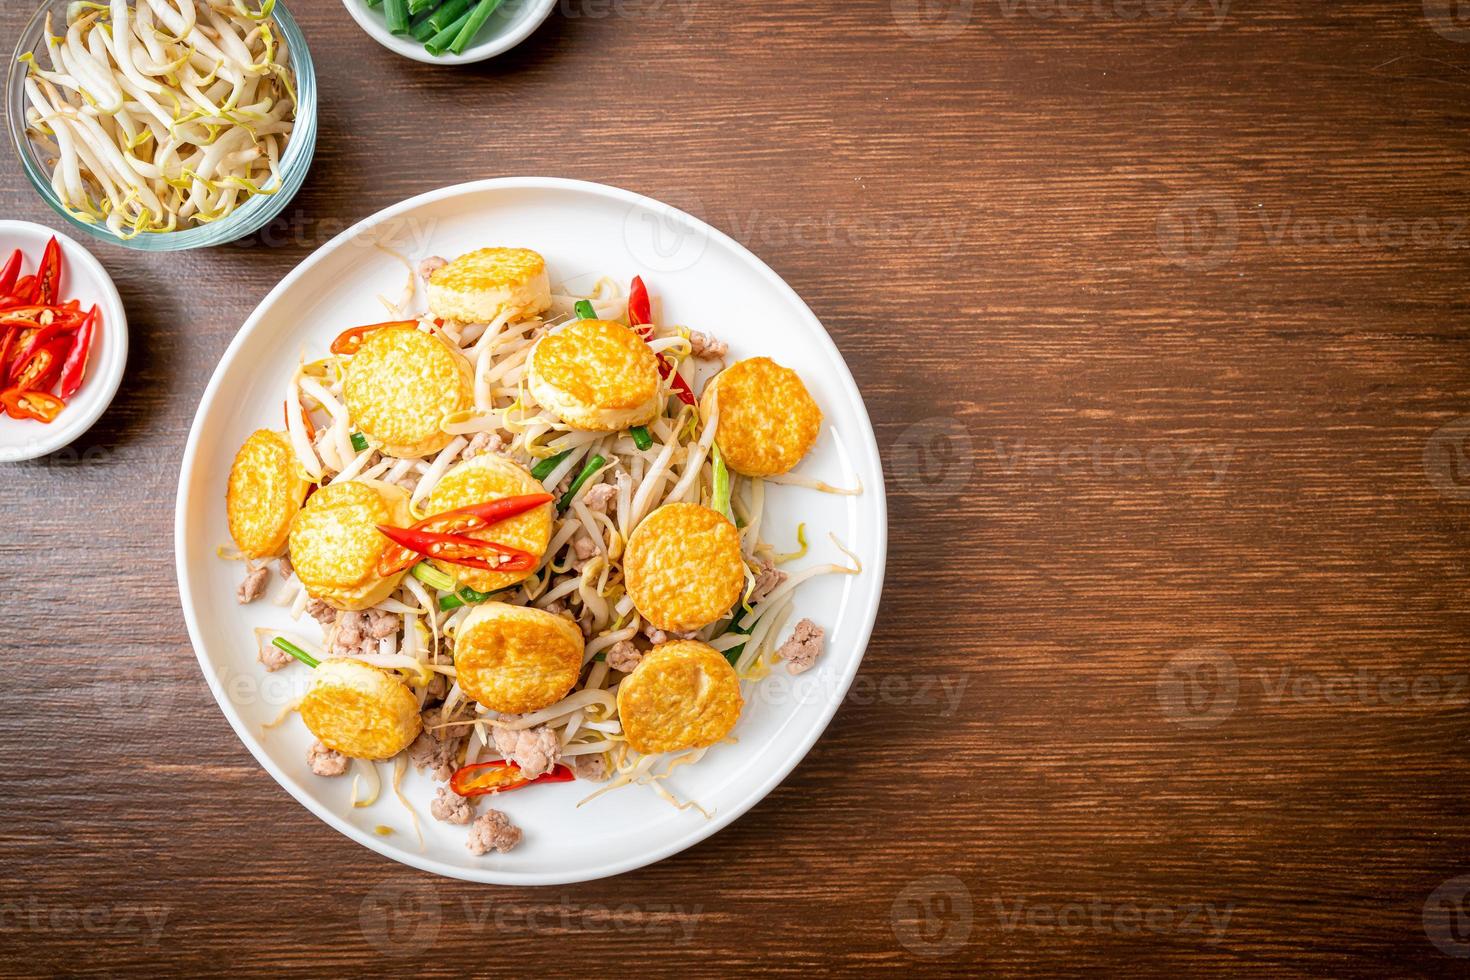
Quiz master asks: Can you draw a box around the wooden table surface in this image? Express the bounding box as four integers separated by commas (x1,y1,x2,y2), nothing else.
5,0,1470,974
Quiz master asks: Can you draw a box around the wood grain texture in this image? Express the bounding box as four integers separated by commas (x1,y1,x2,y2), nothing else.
4,0,1470,974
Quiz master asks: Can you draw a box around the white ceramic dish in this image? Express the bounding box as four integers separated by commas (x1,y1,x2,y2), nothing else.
0,220,127,463
175,177,887,884
342,0,556,66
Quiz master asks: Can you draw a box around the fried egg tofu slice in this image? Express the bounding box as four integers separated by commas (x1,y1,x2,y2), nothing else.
423,455,554,594
617,640,743,755
453,602,584,714
288,480,412,611
624,503,745,632
701,357,823,477
299,659,423,760
226,429,312,559
342,325,474,459
427,247,552,324
527,318,661,432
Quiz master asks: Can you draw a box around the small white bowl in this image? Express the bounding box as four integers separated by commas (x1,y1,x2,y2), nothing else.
342,0,556,66
0,220,128,463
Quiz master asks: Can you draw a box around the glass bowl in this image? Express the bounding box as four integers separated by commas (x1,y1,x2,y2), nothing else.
5,0,317,251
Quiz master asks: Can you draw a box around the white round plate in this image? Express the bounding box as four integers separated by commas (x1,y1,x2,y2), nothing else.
0,220,128,463
342,0,557,66
175,177,887,884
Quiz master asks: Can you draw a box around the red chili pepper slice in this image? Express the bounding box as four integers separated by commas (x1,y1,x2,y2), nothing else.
449,760,574,798
0,306,84,329
36,238,61,306
413,493,553,536
376,494,553,574
57,305,97,400
0,328,19,380
626,276,697,406
329,320,417,356
667,364,697,406
7,322,78,384
0,250,21,296
376,524,537,576
628,275,652,331
11,338,69,392
8,276,38,307
0,387,65,423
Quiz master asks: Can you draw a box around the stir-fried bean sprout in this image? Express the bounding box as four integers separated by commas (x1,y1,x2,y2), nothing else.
20,0,297,238
251,263,865,828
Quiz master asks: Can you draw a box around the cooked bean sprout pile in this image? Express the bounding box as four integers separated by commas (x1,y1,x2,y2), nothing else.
19,0,297,238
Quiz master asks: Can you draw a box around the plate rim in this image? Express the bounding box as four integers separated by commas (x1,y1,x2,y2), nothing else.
173,176,888,884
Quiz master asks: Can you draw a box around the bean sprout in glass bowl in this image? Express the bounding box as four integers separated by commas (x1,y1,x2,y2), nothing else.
5,0,317,252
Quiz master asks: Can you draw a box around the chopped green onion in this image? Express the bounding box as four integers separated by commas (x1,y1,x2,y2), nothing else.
711,443,733,523
531,449,573,482
385,0,411,34
272,637,320,669
425,7,474,52
630,426,653,451
438,585,496,612
423,0,467,30
411,562,457,592
558,454,606,512
574,300,597,320
350,432,369,453
408,0,439,13
450,0,504,55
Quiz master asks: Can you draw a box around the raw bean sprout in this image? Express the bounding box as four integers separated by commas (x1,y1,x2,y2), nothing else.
19,0,298,238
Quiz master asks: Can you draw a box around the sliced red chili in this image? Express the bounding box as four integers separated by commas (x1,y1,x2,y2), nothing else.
57,305,97,400
0,250,21,296
329,320,417,356
8,276,38,307
376,524,537,575
11,339,69,392
667,363,697,406
0,387,65,423
7,323,78,384
36,237,61,306
0,307,84,329
628,275,652,330
449,760,574,799
411,493,553,536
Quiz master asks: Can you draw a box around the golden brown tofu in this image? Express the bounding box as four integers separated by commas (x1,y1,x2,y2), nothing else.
624,502,745,632
427,247,552,324
226,429,312,560
701,357,822,477
287,480,412,611
453,602,584,714
299,659,423,760
527,318,662,431
342,325,474,459
617,640,743,754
